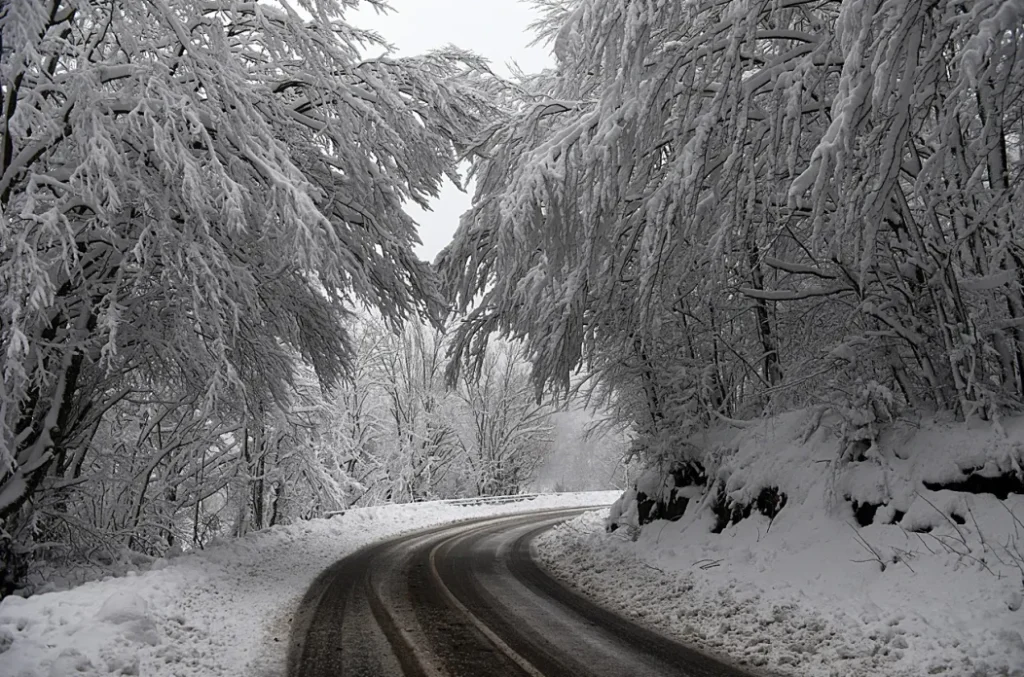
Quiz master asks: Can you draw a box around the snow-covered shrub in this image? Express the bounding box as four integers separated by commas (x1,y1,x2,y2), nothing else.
833,380,899,462
606,461,707,533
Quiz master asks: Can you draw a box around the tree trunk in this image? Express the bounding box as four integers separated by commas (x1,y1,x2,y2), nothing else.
746,239,783,388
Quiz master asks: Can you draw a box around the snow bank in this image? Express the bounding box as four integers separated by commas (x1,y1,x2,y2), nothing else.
535,412,1024,677
0,492,616,677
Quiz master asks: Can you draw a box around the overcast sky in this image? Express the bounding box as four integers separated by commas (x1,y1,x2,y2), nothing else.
348,1,554,261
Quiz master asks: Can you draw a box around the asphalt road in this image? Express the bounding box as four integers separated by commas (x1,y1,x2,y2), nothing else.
287,508,758,677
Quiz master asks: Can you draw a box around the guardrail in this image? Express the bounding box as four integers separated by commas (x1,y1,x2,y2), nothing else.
323,493,542,518
437,493,542,507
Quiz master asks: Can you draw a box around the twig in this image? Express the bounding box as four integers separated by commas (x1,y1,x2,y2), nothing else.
641,561,667,575
850,524,886,571
914,530,937,555
915,491,969,546
1000,500,1024,538
693,558,722,570
966,500,987,553
891,547,916,573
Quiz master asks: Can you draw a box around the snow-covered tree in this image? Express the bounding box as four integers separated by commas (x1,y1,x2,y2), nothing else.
453,340,553,496
439,0,1024,462
358,318,462,502
0,0,495,525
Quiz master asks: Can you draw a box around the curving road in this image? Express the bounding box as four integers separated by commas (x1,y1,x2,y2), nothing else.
287,508,757,677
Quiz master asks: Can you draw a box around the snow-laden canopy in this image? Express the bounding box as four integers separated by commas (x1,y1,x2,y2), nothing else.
440,0,1024,460
0,0,495,517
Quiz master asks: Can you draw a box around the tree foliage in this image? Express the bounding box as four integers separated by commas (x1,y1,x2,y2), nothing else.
0,0,495,520
439,0,1024,460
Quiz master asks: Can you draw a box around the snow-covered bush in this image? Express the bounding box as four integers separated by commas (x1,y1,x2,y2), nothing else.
833,380,899,462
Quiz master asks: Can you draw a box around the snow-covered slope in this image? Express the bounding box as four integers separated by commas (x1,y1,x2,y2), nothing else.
0,492,615,677
535,411,1024,677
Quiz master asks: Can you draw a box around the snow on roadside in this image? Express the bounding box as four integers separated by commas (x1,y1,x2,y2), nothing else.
0,492,616,677
534,414,1024,677
536,508,1023,677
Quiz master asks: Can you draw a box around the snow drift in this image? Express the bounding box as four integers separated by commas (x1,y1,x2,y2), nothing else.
543,410,1024,677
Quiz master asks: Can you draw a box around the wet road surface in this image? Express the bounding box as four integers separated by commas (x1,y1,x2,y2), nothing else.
287,509,759,677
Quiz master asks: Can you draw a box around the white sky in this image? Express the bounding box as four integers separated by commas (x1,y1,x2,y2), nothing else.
348,0,554,262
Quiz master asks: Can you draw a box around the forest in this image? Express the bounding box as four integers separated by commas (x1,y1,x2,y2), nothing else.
2,0,1022,591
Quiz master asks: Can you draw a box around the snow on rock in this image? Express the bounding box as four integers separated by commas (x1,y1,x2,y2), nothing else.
0,492,616,677
537,412,1024,677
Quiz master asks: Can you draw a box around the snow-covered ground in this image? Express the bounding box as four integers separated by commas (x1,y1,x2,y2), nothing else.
535,412,1024,677
0,492,616,677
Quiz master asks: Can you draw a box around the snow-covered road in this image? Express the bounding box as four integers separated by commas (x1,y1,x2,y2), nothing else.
291,508,759,677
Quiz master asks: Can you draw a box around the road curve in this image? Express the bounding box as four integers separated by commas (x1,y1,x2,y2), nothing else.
287,508,758,677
